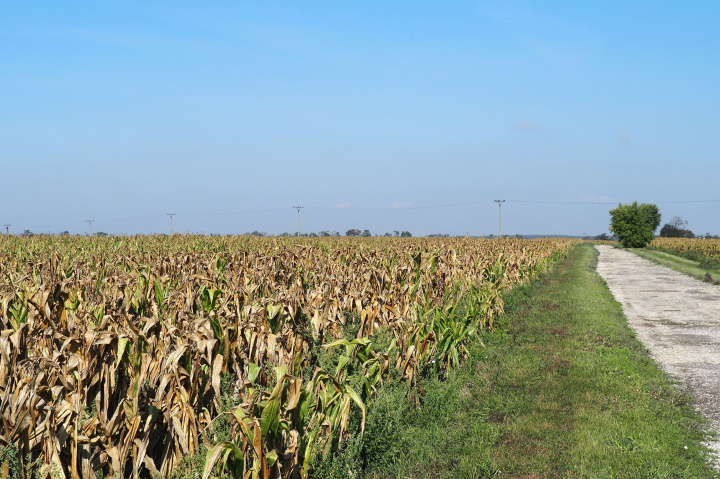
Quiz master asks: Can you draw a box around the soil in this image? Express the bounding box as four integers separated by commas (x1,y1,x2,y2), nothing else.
595,245,720,466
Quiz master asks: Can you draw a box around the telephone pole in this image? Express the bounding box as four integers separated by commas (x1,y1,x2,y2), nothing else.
167,213,176,235
494,200,505,238
293,206,304,237
86,220,94,236
3,225,9,235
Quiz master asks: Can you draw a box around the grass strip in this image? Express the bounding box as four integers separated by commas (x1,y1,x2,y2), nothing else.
629,248,720,284
362,243,717,478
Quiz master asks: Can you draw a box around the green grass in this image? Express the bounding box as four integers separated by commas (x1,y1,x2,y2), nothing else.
361,243,718,478
629,248,720,284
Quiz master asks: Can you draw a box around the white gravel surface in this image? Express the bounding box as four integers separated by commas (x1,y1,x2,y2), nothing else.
594,245,720,466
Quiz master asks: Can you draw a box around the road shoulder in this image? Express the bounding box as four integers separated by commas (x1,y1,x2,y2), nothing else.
595,244,720,467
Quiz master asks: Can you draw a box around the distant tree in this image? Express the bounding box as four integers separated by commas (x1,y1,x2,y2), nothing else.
515,234,523,239
279,232,292,237
393,230,400,236
400,231,412,237
346,229,361,236
704,233,719,239
95,232,108,237
361,229,371,237
384,232,392,236
319,230,331,237
670,216,688,229
59,231,70,236
21,229,33,237
609,202,660,248
594,233,610,241
660,217,694,238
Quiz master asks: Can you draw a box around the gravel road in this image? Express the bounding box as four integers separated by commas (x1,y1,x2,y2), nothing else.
594,245,720,465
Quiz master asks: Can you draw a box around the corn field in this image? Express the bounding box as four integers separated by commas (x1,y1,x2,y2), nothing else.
649,237,720,260
0,235,577,478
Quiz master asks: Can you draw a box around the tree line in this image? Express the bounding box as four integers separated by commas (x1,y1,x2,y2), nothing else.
609,202,717,248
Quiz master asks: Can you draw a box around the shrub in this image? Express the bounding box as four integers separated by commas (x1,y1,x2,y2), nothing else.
609,202,660,248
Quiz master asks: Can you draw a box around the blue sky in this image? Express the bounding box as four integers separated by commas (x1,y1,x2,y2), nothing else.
1,1,718,236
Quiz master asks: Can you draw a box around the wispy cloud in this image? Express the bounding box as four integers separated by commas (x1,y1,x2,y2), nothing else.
514,121,542,131
390,201,412,209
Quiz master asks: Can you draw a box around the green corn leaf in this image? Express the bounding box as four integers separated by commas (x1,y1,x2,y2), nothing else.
260,395,281,439
209,316,223,343
247,362,261,384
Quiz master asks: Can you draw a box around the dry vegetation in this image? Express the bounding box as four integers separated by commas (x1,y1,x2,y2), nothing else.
0,235,576,478
649,237,720,260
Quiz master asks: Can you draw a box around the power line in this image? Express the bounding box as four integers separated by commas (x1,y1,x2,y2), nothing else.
507,199,720,205
653,200,720,204
308,199,720,210
6,199,717,233
92,214,166,223
306,201,482,211
178,208,288,216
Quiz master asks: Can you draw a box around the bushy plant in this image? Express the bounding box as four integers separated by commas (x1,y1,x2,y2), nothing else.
609,202,660,248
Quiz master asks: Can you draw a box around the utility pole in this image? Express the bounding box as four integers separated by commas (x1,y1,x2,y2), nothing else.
86,220,94,236
3,224,9,235
293,206,304,237
167,213,176,235
494,200,505,238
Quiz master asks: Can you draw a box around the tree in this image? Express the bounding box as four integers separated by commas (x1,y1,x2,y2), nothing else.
21,229,33,237
660,216,694,238
400,231,412,237
669,216,687,229
346,229,361,236
639,204,661,232
609,202,660,248
361,229,371,237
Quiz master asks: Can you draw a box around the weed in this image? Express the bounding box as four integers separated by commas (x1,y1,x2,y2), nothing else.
168,445,209,479
0,444,44,479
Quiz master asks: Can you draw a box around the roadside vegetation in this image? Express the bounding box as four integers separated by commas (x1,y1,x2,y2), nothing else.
357,243,717,478
649,237,720,262
631,245,720,285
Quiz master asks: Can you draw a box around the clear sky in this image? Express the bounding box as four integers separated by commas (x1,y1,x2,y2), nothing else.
1,1,718,237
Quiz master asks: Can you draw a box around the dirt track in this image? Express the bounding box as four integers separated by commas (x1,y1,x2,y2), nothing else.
594,245,720,465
